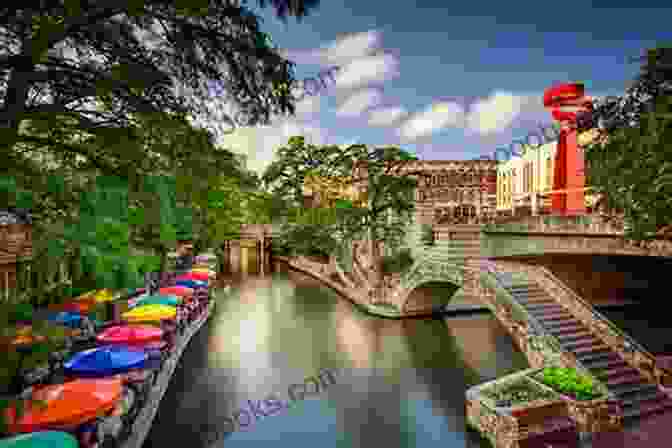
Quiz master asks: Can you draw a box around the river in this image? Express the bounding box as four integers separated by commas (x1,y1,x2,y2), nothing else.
144,268,530,448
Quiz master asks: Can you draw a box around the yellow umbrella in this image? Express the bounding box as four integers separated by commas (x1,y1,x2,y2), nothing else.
122,304,176,323
191,264,212,271
74,289,115,303
92,289,116,303
190,268,216,278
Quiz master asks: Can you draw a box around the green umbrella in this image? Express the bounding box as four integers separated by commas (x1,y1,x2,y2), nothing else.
0,431,78,448
130,294,181,308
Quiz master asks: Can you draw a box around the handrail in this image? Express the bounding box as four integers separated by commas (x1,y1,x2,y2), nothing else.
481,260,613,396
481,261,559,352
535,265,657,365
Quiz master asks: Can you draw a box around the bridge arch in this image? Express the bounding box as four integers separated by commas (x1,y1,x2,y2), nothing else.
395,259,471,313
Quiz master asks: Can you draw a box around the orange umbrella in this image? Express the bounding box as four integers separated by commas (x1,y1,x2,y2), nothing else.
5,378,123,433
49,296,96,314
0,325,47,348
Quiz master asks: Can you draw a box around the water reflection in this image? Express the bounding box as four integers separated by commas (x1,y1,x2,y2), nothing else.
145,270,528,448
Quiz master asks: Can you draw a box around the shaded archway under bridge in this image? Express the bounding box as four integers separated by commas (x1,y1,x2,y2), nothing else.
220,225,276,276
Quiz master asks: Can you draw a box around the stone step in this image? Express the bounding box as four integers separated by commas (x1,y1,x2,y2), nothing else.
621,389,669,409
573,344,611,356
561,337,604,350
623,397,672,423
518,300,558,309
584,358,628,371
543,319,585,329
609,382,658,398
576,350,619,364
524,302,565,311
547,325,588,337
605,372,647,388
536,312,575,322
594,365,640,380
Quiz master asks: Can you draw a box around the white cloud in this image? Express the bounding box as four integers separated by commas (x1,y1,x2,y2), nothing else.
294,95,322,117
397,101,465,141
334,54,399,90
282,30,381,66
336,89,383,117
367,106,407,127
322,31,380,65
226,119,328,176
465,91,527,135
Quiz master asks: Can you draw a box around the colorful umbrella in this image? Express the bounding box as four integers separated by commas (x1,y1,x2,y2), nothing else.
47,311,84,329
190,268,216,277
177,272,209,282
175,279,208,289
0,431,79,448
5,378,123,433
122,304,176,323
130,295,181,308
64,345,148,377
159,286,193,297
48,299,93,314
96,325,163,346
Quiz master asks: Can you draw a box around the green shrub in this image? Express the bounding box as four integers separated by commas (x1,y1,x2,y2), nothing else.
535,367,600,401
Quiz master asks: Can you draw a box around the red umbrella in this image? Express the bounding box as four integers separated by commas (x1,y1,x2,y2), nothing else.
5,378,123,433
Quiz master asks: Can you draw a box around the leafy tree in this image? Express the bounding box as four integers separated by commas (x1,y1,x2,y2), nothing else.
577,45,672,241
0,0,319,152
263,136,424,302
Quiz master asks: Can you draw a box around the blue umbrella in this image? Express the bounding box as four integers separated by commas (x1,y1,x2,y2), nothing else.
64,345,148,377
47,311,84,329
175,279,208,289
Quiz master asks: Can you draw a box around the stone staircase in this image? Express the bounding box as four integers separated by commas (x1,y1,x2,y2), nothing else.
494,272,672,427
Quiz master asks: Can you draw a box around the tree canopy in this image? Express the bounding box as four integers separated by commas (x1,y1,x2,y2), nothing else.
263,136,422,259
578,44,672,241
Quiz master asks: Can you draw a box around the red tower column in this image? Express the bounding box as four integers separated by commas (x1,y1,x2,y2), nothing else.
544,83,590,216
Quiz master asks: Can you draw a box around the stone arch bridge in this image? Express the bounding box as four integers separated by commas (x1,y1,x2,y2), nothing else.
273,215,672,317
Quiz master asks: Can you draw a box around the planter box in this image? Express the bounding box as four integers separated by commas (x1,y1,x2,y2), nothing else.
525,371,619,434
505,399,569,429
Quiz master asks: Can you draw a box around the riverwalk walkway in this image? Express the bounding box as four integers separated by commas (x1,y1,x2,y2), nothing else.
119,299,215,448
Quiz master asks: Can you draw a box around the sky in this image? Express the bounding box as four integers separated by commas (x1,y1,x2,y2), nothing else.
214,0,671,175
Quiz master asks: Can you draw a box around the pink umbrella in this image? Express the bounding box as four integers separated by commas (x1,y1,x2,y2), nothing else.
96,325,163,345
176,272,209,282
159,286,194,297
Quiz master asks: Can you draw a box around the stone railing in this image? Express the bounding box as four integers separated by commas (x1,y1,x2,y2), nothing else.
514,262,672,390
485,214,624,235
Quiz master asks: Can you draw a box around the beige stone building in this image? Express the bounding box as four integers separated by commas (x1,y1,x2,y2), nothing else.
394,160,498,225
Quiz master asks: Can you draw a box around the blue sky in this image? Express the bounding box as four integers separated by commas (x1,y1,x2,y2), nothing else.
218,0,671,173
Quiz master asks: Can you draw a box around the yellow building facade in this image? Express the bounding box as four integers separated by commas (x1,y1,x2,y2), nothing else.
302,173,367,208
496,129,602,215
